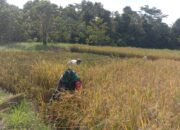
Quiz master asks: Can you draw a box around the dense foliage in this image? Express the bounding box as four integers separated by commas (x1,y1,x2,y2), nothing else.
0,0,180,49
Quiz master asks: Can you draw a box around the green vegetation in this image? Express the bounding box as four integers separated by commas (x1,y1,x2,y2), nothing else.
0,90,9,104
0,90,50,129
0,0,180,49
4,101,50,130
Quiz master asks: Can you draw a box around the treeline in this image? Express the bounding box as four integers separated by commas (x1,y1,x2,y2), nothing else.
0,0,180,49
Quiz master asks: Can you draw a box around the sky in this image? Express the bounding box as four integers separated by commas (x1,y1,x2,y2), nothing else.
7,0,180,25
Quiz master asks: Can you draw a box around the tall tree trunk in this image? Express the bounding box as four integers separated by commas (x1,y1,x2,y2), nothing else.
42,23,48,45
42,31,47,45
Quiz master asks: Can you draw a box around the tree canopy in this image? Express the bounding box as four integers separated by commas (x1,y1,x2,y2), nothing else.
0,0,180,49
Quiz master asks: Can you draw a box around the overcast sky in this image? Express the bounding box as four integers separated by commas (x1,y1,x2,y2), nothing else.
7,0,180,25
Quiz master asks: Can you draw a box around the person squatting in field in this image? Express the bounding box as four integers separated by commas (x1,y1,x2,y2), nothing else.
51,59,82,101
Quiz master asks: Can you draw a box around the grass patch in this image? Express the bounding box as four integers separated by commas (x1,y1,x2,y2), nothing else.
0,42,71,52
0,90,11,104
3,100,50,130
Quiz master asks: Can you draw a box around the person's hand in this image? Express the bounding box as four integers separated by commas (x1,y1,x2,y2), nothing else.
75,80,82,91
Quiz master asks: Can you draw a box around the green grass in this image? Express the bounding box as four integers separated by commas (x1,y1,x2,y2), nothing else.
0,91,7,104
0,90,50,130
2,100,50,130
0,42,72,51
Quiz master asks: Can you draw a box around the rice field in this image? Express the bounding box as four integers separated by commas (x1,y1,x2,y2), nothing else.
70,44,180,60
0,44,179,130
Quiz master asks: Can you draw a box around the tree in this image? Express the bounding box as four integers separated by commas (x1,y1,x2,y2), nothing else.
172,18,180,47
23,0,58,45
114,6,145,47
0,0,27,43
86,17,110,45
51,4,87,43
140,5,168,22
0,0,179,49
140,5,173,48
79,0,111,24
172,18,180,39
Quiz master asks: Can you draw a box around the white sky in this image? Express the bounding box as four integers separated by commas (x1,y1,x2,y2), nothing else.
7,0,180,25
